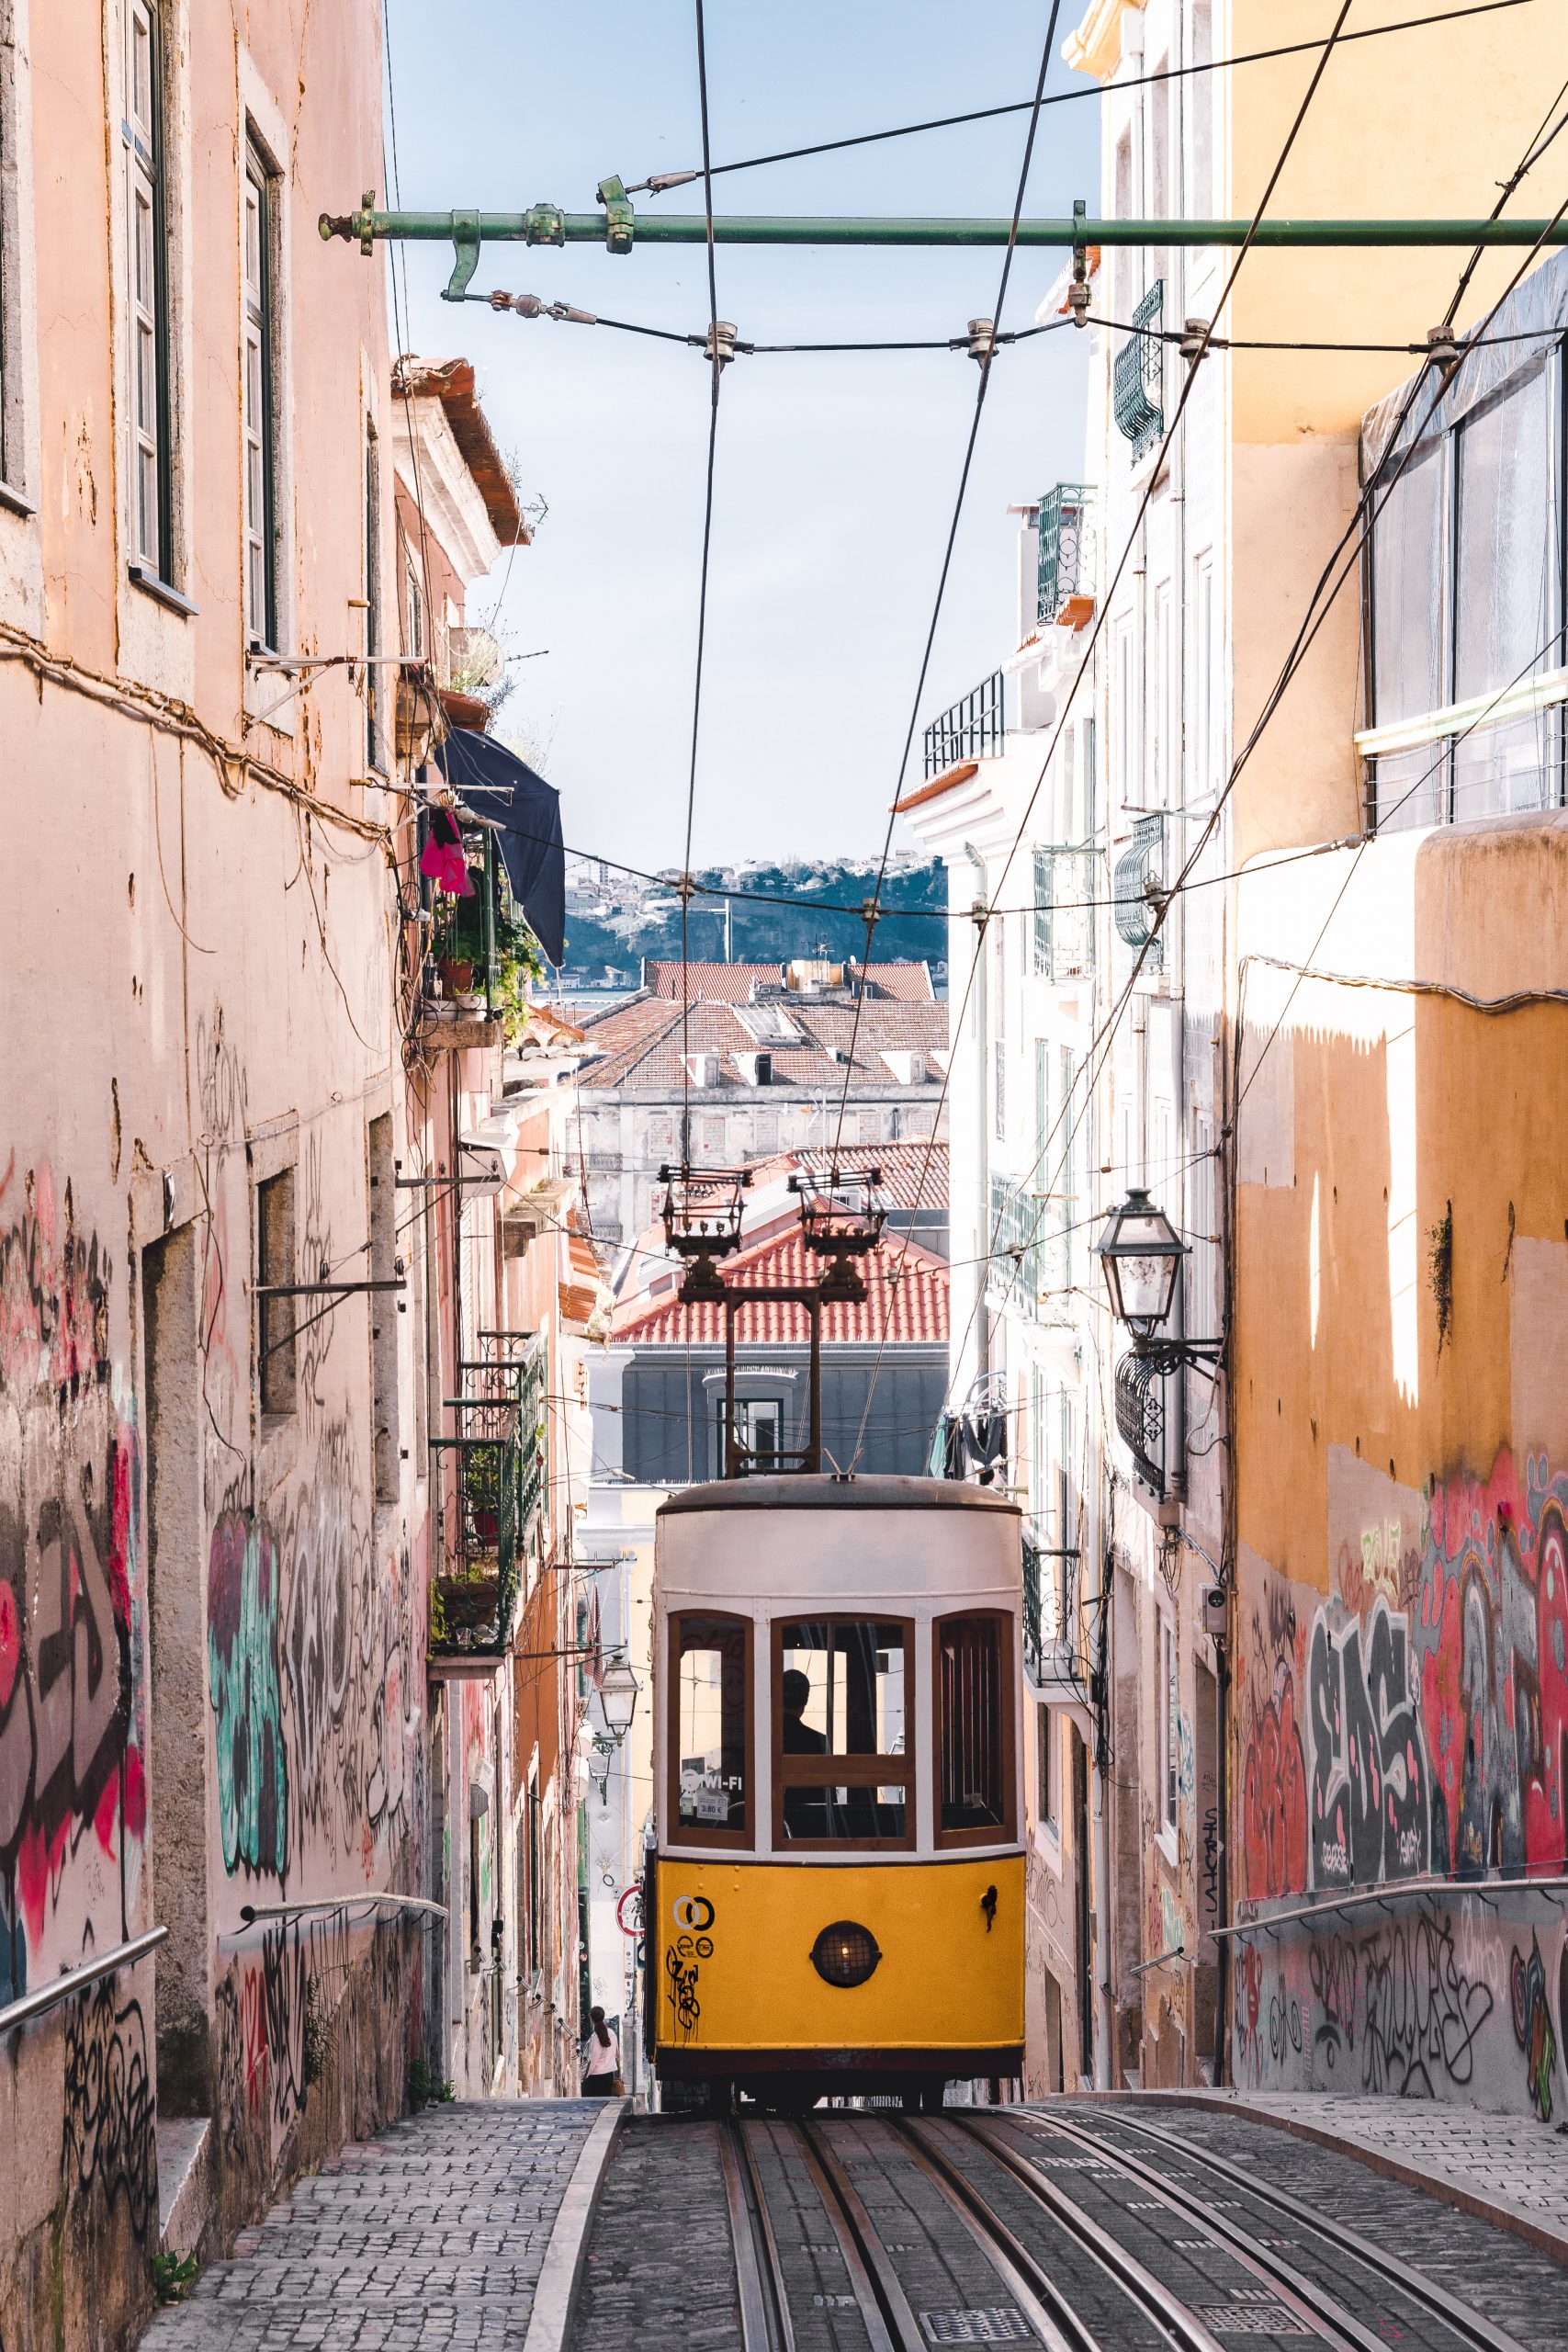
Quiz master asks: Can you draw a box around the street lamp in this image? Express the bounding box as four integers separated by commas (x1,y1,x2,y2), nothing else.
1093,1187,1222,1374
597,1657,641,1747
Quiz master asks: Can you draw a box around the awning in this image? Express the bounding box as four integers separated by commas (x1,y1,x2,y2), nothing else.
433,728,566,967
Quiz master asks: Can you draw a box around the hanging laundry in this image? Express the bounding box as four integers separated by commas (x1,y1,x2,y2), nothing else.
420,804,475,898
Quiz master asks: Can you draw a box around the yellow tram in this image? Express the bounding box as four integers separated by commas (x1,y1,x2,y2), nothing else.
646,1472,1025,2109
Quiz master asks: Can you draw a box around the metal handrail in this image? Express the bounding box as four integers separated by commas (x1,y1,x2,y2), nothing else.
237,1894,448,1925
0,1926,167,2039
1221,1871,1568,1940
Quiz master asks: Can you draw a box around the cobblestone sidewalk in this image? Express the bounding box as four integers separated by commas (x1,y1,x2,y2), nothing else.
1162,2089,1568,2258
142,2102,601,2352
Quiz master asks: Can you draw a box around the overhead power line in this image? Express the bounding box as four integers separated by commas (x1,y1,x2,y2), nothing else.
625,0,1542,194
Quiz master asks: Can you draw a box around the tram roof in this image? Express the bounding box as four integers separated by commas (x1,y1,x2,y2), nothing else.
657,1475,1020,1517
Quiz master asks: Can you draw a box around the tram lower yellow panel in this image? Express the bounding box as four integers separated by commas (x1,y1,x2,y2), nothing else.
653,1855,1024,2055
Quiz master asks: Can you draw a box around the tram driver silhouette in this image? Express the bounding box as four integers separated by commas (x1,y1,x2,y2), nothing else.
781,1668,830,1838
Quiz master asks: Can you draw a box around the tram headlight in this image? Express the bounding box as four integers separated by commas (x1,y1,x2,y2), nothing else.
809,1920,882,1988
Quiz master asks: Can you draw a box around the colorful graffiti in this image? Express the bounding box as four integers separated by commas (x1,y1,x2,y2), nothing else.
208,1510,288,1877
0,1167,143,1999
1510,1936,1558,2120
1238,1580,1308,1902
207,1423,414,1883
1307,1598,1430,1890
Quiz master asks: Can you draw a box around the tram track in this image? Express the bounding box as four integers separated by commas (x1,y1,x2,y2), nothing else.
969,2106,1530,2352
709,2106,1529,2352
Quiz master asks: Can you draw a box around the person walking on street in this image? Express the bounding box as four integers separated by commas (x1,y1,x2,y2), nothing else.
582,2005,622,2096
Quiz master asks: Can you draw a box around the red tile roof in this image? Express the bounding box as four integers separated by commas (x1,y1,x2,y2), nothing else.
642,959,934,1004
391,357,528,547
644,961,784,1001
579,996,947,1092
613,1226,948,1347
792,1139,949,1211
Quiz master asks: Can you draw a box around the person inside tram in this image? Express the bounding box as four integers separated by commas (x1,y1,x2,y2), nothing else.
781,1667,829,1837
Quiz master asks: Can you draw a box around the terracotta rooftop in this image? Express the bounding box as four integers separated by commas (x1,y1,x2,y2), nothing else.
392,357,528,547
792,1138,950,1212
614,1226,949,1347
578,996,947,1092
642,959,935,1004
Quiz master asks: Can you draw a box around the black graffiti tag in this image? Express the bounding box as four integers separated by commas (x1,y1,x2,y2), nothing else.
1308,1600,1430,1890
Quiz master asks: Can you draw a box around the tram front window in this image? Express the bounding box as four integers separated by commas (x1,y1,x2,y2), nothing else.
776,1621,909,1844
674,1614,749,1837
938,1612,1013,1838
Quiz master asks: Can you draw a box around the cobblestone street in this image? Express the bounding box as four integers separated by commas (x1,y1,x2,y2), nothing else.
143,2106,602,2352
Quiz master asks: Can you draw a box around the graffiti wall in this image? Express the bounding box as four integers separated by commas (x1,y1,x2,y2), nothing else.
1234,1444,1568,2115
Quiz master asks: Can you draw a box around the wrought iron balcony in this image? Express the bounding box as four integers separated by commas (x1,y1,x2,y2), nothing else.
430,1331,547,1657
1036,482,1094,625
923,671,1005,778
1112,280,1165,460
1111,814,1165,968
1032,845,1095,980
1023,1532,1088,1699
1114,1351,1166,1496
987,1175,1041,1307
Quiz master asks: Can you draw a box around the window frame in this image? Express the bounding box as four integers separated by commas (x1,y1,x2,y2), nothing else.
242,130,279,651
255,1165,297,1420
365,418,384,772
126,0,173,582
933,1608,1018,1850
1037,1701,1058,1836
668,1609,754,1853
1158,1613,1179,1844
771,1614,916,1854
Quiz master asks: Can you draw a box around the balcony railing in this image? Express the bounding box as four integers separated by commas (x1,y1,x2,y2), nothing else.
1112,814,1165,968
1023,1533,1087,1695
987,1175,1041,1307
1032,845,1095,980
1115,1353,1166,1496
924,671,1005,778
430,1332,546,1657
1113,280,1165,460
1036,483,1094,625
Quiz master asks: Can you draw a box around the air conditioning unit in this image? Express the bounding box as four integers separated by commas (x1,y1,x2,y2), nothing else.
457,1136,508,1198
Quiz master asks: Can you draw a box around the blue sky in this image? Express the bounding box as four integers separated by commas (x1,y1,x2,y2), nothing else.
380,2,1099,869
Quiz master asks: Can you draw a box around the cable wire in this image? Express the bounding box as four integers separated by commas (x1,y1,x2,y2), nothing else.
824,0,1067,1182
627,0,1541,193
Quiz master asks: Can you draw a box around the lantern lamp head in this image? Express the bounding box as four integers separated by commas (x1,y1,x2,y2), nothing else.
1094,1186,1186,1343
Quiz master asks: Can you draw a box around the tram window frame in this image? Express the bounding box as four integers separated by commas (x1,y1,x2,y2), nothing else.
934,1610,1018,1849
771,1617,916,1853
669,1611,753,1851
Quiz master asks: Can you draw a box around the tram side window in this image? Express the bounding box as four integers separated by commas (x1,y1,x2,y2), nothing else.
673,1613,749,1839
775,1620,911,1846
937,1613,1014,1840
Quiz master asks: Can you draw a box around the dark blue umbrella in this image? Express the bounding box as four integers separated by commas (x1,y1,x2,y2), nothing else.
433,729,566,967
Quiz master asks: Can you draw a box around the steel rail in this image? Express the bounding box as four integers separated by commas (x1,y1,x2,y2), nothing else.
1003,2108,1512,2352
934,2114,1226,2352
791,2118,923,2350
886,2119,1104,2352
1062,2107,1529,2352
0,1926,166,2039
323,205,1568,253
720,2120,795,2352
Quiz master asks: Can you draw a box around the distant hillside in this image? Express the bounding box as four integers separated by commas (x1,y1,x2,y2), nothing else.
563,860,948,978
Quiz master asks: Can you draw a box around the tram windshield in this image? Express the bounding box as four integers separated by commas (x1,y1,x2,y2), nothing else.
938,1613,1011,1837
673,1614,748,1835
776,1621,910,1845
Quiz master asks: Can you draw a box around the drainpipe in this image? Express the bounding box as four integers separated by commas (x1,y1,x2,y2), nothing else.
964,846,990,1391
1092,1487,1113,2090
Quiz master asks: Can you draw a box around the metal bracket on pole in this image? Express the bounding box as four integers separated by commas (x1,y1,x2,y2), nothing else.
443,209,483,303
597,175,636,257
1069,198,1091,328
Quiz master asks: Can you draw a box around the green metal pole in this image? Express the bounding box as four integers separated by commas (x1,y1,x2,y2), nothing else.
322,201,1568,255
